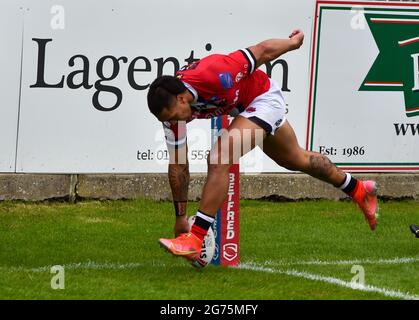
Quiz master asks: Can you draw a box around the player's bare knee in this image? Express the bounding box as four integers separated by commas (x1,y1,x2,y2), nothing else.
207,163,231,177
207,148,232,173
276,148,308,172
281,162,300,172
207,148,234,166
278,157,305,172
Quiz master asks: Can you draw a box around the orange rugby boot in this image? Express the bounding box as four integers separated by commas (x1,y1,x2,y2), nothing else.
352,180,378,231
159,232,202,261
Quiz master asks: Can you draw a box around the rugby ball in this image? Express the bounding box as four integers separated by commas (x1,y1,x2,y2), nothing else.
188,215,216,268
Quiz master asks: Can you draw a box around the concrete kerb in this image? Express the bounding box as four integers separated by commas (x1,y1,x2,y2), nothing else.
0,173,417,202
0,174,71,201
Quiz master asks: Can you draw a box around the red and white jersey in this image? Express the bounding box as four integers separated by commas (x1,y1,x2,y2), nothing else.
163,48,270,149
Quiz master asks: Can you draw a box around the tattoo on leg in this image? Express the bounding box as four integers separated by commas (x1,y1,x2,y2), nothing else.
309,154,337,182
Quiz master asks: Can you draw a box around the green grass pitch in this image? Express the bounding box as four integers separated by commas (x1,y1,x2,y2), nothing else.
0,199,418,300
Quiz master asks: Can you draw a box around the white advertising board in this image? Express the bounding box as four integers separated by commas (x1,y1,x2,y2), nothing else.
0,1,24,172
8,0,417,174
308,1,419,172
14,0,313,173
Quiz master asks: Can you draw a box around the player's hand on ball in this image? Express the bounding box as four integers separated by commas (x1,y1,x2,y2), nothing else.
174,215,190,237
289,29,304,49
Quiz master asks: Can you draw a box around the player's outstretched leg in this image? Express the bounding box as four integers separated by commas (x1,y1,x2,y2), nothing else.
159,116,265,263
263,120,378,230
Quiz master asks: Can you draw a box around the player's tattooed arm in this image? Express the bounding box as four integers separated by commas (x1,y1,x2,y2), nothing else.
169,163,190,216
168,144,190,217
248,29,304,68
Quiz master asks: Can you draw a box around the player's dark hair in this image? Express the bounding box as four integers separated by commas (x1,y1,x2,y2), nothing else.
147,76,187,117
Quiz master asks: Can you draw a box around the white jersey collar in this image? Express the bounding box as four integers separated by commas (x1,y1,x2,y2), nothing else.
182,81,198,103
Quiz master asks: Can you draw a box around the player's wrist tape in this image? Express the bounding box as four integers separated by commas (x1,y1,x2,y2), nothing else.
174,201,187,216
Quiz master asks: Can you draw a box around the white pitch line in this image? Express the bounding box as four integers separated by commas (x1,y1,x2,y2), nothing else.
261,256,419,267
0,261,175,273
1,256,417,273
2,257,418,300
237,262,419,301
